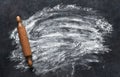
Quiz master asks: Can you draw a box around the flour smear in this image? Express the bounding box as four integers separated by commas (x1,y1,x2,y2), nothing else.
10,5,112,76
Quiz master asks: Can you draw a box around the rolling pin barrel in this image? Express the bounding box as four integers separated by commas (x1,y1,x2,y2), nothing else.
16,16,32,67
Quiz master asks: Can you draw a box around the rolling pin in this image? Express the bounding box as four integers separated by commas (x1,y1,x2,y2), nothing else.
16,16,32,68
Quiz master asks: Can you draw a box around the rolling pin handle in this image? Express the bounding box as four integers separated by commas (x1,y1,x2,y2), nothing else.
27,56,33,68
16,16,22,23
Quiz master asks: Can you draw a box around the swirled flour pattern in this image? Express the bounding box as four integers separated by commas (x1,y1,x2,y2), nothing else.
10,5,112,75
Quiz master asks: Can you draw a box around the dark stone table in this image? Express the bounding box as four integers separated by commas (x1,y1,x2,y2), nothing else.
0,0,120,77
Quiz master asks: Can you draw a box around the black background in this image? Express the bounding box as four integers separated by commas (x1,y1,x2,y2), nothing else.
0,0,120,77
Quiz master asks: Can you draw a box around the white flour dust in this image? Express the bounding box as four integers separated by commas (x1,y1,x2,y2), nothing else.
10,5,112,75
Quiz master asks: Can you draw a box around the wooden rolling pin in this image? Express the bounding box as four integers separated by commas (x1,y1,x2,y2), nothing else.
16,16,32,68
